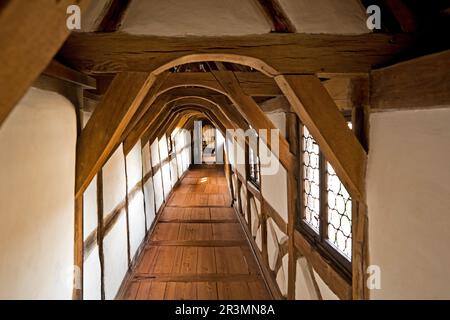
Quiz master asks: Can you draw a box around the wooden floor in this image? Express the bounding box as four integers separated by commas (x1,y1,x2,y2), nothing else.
120,166,271,300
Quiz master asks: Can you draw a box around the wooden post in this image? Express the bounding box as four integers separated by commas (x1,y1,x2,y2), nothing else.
351,77,370,300
73,195,83,300
96,170,106,300
286,113,299,300
244,140,252,229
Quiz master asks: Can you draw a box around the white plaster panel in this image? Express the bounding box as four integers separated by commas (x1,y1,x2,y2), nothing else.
83,246,101,300
267,218,279,271
83,175,97,239
170,157,178,187
153,169,164,212
121,0,271,36
313,270,339,300
266,112,286,138
143,178,156,229
126,142,143,191
103,212,128,300
142,142,152,175
295,257,316,300
260,143,288,223
150,139,160,166
0,87,76,299
159,136,172,198
128,193,146,259
278,0,369,34
102,145,126,216
367,108,450,299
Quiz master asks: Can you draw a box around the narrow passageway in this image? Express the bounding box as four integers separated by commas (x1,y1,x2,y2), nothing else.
120,165,272,300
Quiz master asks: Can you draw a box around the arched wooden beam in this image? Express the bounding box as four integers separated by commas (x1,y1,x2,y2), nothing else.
123,93,242,153
143,107,224,148
167,96,248,130
124,81,295,173
141,102,231,146
122,72,249,144
123,88,248,153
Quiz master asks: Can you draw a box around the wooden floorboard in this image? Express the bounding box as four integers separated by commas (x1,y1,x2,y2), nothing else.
119,165,271,300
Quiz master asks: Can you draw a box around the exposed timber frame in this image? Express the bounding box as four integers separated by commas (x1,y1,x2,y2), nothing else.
72,45,369,299
370,50,450,111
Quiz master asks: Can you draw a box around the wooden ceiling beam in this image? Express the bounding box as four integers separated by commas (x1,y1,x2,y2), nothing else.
75,72,155,198
255,0,296,33
58,32,416,75
276,75,367,202
43,60,96,89
0,0,91,127
370,50,450,111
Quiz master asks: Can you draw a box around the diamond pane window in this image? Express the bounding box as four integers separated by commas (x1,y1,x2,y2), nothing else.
327,163,352,260
299,119,353,271
302,126,320,232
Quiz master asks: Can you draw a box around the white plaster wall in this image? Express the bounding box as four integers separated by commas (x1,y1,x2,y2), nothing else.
83,176,97,239
83,246,101,300
170,156,179,187
216,129,225,164
367,108,450,299
143,178,156,230
121,0,271,36
266,113,286,138
0,87,76,299
226,137,235,167
102,146,126,215
279,0,369,34
295,257,316,300
175,132,185,175
313,270,339,300
151,139,164,211
159,135,172,199
233,138,246,178
142,142,152,175
101,145,129,299
179,130,191,173
126,143,146,260
142,142,156,230
103,212,128,300
127,192,146,259
260,143,288,223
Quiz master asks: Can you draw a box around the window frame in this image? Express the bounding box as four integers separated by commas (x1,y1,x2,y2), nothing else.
296,113,353,279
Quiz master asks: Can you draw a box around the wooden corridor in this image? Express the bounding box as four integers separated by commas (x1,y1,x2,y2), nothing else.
120,166,272,300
